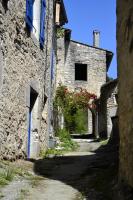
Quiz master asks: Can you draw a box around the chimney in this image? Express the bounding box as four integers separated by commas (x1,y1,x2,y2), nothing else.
93,30,100,47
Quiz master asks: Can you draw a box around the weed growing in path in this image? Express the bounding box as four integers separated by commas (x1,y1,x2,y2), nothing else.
0,168,14,187
42,129,79,158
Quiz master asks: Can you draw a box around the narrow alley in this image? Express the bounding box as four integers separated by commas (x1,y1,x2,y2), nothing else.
1,0,133,199
0,138,118,200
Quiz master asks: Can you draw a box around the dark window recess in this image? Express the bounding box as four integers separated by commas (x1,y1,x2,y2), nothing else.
115,94,118,104
75,63,87,81
30,88,38,112
44,94,47,105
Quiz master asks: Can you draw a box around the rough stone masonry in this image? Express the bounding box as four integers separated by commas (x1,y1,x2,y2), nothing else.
117,0,133,188
56,28,113,135
0,0,55,159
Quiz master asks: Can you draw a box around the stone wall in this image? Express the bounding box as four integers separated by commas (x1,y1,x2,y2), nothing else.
56,34,111,134
117,0,133,187
0,0,55,159
98,79,118,138
56,38,107,97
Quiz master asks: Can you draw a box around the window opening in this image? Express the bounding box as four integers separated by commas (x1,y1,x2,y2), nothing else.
75,63,87,81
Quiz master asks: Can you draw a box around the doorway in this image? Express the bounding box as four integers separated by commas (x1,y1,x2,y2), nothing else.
28,87,39,159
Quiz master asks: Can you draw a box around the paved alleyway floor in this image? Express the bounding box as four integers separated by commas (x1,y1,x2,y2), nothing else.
0,139,119,200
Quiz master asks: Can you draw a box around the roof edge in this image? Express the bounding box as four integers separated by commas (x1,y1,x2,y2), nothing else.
70,40,113,54
70,40,113,70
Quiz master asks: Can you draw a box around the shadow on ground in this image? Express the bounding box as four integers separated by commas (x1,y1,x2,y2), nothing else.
71,133,94,139
32,140,119,200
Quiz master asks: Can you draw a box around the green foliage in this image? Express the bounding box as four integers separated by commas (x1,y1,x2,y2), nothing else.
3,169,14,181
54,84,97,111
0,175,8,187
54,84,96,134
56,128,71,141
56,128,79,151
53,84,97,154
43,129,79,158
0,160,34,188
56,28,65,38
74,109,88,134
0,169,14,187
45,148,63,157
100,139,109,146
39,149,47,158
64,108,88,134
60,139,78,151
54,84,68,111
12,167,31,177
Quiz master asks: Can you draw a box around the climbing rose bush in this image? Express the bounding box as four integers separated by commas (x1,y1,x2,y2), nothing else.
54,84,97,111
54,84,97,133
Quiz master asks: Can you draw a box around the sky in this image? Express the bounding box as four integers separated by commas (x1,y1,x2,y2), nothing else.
63,0,117,79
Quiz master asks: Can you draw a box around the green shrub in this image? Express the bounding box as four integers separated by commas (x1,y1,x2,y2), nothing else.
56,128,71,142
74,109,88,134
56,128,79,152
4,169,14,181
56,28,65,38
45,148,63,157
0,169,14,187
54,85,96,134
60,139,78,151
42,128,79,158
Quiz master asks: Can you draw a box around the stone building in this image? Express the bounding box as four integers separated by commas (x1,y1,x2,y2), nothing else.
0,0,67,159
56,28,113,136
117,0,133,189
98,79,118,140
46,0,68,148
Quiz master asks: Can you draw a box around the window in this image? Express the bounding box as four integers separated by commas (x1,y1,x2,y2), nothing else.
75,63,87,81
26,0,46,47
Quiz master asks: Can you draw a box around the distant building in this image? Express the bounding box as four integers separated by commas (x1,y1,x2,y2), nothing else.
56,28,113,137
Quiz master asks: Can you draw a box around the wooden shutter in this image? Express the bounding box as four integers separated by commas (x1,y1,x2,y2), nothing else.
40,0,46,47
26,0,33,31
